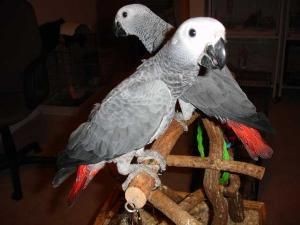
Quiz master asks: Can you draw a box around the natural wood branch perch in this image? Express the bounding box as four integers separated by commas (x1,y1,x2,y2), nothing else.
223,174,245,222
148,190,203,225
158,189,207,225
202,118,228,225
152,114,199,158
123,113,265,224
125,114,199,208
138,187,206,225
166,155,265,179
175,189,206,213
159,185,189,203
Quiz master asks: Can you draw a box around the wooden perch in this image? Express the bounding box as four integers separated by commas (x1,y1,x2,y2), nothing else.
138,187,206,225
157,189,207,225
174,189,206,213
125,114,199,208
159,185,190,203
202,118,228,225
166,155,265,179
223,174,245,222
148,190,203,225
123,114,265,224
152,114,199,158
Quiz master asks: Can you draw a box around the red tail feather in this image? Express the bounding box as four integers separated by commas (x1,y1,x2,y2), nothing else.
67,164,104,205
227,120,273,160
67,165,89,205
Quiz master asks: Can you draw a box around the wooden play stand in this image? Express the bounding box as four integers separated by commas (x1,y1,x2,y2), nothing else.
93,114,266,225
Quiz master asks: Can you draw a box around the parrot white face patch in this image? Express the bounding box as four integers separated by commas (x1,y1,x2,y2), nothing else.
171,17,225,64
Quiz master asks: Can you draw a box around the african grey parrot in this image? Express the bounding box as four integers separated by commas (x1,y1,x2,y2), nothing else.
114,4,273,160
52,17,227,203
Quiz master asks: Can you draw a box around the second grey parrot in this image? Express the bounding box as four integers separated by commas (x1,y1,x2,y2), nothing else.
114,4,273,160
52,17,227,204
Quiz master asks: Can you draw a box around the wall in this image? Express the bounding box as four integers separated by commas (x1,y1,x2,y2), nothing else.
29,0,205,31
189,0,205,17
29,0,97,30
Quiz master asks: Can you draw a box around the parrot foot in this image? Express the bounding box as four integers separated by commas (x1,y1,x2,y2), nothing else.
113,151,137,175
135,150,166,172
174,112,188,131
121,164,161,191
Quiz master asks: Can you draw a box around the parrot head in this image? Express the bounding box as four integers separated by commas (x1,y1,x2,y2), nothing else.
113,4,173,53
114,4,152,37
170,17,226,70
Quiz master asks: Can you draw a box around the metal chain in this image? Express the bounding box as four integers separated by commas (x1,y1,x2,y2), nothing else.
124,202,143,225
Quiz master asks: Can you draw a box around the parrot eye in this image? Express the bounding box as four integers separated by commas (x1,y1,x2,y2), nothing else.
189,28,196,37
122,12,128,18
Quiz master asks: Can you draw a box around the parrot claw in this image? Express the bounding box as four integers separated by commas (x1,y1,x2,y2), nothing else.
121,149,166,191
174,112,188,131
135,149,166,172
121,164,161,191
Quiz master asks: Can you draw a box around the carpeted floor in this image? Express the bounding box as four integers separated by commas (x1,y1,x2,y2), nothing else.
0,88,300,225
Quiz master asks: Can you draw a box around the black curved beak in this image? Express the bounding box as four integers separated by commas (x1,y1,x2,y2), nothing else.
199,38,226,70
113,21,127,37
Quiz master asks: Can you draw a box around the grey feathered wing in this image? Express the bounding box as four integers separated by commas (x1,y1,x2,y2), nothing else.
57,79,172,169
181,67,273,132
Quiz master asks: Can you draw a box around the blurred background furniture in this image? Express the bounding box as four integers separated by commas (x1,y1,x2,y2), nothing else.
206,0,283,99
205,0,300,99
277,0,300,98
0,0,56,200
